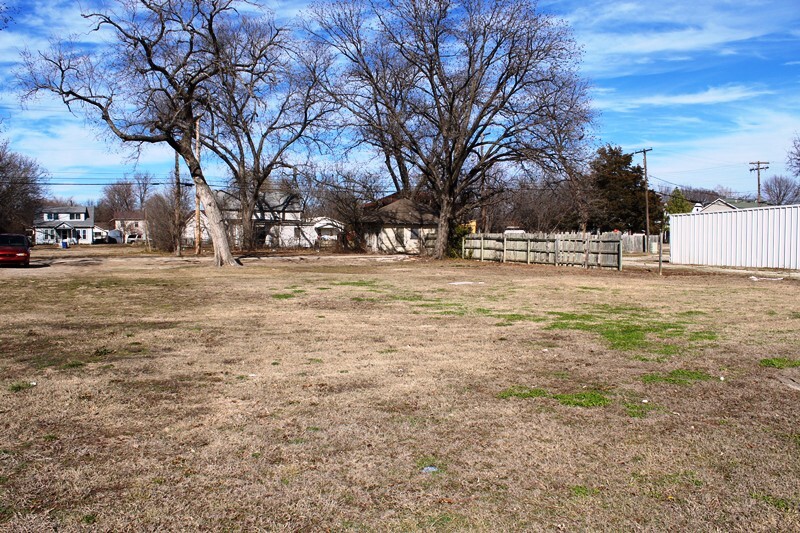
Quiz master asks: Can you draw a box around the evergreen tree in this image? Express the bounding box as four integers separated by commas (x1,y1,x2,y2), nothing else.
665,188,693,214
588,145,662,232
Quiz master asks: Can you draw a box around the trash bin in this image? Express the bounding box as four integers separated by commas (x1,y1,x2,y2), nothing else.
650,241,658,254
61,239,69,249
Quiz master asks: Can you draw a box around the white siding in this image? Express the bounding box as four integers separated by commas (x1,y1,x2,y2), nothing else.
670,204,800,270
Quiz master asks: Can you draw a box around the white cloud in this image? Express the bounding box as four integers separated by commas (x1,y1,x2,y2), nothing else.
594,85,771,112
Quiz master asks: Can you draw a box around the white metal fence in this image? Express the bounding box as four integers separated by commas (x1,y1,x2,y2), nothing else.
462,232,622,270
670,204,800,270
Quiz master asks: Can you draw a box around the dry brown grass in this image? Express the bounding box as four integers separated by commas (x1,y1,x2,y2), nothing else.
1,249,799,530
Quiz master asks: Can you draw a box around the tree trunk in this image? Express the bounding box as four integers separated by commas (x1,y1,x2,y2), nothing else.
240,196,256,251
433,196,453,260
185,162,239,266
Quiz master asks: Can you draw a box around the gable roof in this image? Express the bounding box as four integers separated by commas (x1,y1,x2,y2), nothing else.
40,205,88,214
214,190,303,213
364,197,438,226
112,210,145,221
700,198,761,212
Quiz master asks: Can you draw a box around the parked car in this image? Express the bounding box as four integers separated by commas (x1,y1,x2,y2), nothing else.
0,233,31,267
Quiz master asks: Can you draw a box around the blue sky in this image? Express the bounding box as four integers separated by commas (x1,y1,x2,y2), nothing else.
0,0,798,203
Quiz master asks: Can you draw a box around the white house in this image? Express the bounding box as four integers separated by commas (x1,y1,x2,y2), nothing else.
111,210,149,243
363,197,438,254
33,206,105,245
183,190,343,249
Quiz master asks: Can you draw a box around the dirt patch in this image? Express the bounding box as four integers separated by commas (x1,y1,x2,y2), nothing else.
1,252,799,529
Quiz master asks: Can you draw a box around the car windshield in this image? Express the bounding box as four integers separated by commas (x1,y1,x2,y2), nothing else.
0,235,27,246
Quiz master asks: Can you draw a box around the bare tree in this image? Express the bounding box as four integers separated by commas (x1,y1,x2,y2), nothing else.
310,0,591,258
145,182,191,253
100,180,136,213
0,140,47,233
200,16,337,250
789,134,800,179
131,172,153,210
19,0,252,266
762,175,800,205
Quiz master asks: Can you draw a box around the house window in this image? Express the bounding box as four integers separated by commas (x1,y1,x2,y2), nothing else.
46,213,54,220
294,227,302,239
410,228,421,241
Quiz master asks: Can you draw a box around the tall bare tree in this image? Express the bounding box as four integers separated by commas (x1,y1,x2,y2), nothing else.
762,175,800,205
310,0,591,258
0,140,47,233
19,0,252,266
789,134,800,179
199,16,337,250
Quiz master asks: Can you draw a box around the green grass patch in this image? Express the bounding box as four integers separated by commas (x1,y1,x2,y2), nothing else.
551,391,611,408
759,357,800,369
752,492,796,511
688,331,718,341
624,401,658,418
642,369,713,385
790,311,800,319
546,306,715,354
333,280,378,287
498,386,611,408
61,360,86,369
570,485,600,497
272,293,296,300
9,381,35,393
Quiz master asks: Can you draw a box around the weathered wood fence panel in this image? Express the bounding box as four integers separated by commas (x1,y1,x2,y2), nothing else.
461,232,622,270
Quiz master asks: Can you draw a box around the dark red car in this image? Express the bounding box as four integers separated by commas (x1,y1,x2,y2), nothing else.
0,234,31,267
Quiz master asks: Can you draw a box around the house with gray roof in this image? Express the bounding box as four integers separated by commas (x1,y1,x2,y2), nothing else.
33,206,105,245
363,197,438,254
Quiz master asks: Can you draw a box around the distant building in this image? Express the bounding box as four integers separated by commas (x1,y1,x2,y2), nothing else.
183,190,343,248
33,206,105,245
111,211,149,243
363,197,438,254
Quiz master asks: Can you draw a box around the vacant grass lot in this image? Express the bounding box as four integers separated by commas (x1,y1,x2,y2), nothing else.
2,250,799,530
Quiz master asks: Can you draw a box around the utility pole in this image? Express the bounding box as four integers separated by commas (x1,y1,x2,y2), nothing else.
634,148,653,250
749,161,769,205
194,119,202,255
174,152,182,257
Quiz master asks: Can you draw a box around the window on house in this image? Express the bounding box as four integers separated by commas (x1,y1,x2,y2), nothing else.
410,228,421,240
294,227,302,239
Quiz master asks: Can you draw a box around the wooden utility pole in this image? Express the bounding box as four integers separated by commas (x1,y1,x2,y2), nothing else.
634,148,653,250
174,152,182,257
749,161,769,205
195,119,202,255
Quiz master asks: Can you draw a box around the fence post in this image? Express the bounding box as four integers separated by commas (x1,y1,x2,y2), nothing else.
582,234,588,268
480,234,484,262
617,238,623,271
502,234,507,263
461,236,465,259
526,237,531,264
554,238,559,267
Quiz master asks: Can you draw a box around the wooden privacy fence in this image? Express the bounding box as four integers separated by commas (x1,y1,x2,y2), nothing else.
462,232,623,270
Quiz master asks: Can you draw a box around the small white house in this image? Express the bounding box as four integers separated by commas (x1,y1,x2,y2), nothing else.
33,206,105,245
111,210,149,243
363,197,438,254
